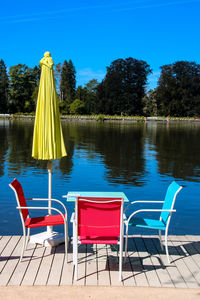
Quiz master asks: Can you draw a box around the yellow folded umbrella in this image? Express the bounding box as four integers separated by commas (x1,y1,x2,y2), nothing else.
32,51,67,160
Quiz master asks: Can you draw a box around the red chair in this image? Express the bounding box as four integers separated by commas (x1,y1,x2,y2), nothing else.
9,178,68,262
71,196,124,281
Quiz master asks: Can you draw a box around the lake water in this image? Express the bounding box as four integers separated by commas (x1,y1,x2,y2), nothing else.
0,119,200,236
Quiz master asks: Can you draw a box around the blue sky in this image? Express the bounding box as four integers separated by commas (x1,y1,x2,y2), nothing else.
1,0,200,90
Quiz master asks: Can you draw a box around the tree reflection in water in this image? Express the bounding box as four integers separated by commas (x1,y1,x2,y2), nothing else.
0,119,200,185
146,122,200,182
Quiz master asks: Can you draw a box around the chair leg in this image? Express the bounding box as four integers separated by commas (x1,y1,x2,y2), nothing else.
74,237,78,280
25,228,30,250
72,220,75,265
64,220,68,262
73,239,75,265
119,238,123,281
159,230,164,251
124,225,128,263
164,230,170,264
20,228,27,262
73,217,78,280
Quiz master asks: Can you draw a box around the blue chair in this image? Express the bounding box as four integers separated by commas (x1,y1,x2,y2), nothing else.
124,181,182,263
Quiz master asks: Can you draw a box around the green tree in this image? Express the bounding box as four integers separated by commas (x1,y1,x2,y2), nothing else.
75,79,98,114
76,79,98,115
31,86,39,107
0,59,9,113
142,89,158,116
96,58,152,115
84,79,98,114
75,85,88,102
156,61,200,117
54,63,62,97
69,99,85,114
9,64,40,113
85,79,98,92
60,60,76,113
29,66,40,111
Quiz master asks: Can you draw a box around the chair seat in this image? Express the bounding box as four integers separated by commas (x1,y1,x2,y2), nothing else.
79,236,119,244
25,214,65,228
128,217,166,230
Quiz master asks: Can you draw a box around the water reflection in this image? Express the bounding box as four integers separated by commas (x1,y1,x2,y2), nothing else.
91,123,146,186
0,119,200,184
146,122,200,182
57,124,74,176
0,119,9,177
60,121,146,186
3,120,74,177
7,120,37,175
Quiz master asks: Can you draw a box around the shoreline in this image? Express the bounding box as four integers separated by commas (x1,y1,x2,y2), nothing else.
1,114,200,122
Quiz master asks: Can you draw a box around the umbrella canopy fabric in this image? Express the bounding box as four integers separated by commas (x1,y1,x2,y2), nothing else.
32,51,67,160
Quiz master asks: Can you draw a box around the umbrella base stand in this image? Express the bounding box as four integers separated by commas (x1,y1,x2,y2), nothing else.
29,231,65,247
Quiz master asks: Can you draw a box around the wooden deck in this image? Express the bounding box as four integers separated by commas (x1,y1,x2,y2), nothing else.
0,235,200,288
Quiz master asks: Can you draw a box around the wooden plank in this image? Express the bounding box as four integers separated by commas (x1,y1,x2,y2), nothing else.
47,244,65,286
85,244,98,286
167,236,199,288
0,236,12,255
170,236,200,287
142,235,174,287
184,236,200,269
185,235,200,256
73,244,86,286
0,236,22,286
21,244,45,286
152,237,187,288
8,242,36,286
96,244,110,286
0,236,21,274
127,236,148,287
60,240,74,286
34,246,55,286
134,236,161,287
122,237,136,286
176,235,200,273
185,235,200,246
107,244,123,286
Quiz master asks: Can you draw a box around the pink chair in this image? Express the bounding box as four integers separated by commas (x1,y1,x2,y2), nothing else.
71,196,124,281
9,178,68,262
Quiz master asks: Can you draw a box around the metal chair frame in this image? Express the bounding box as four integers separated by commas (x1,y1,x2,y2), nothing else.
124,181,182,264
71,196,124,281
9,179,68,262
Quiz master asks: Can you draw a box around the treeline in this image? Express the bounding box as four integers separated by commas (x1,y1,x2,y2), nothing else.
1,57,200,117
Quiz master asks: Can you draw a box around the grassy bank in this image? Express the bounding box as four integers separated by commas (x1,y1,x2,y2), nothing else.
1,113,200,122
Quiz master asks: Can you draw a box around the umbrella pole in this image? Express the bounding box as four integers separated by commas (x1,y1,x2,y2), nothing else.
30,159,64,246
47,160,53,234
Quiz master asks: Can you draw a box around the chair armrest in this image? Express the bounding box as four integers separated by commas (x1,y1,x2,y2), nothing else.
16,206,67,222
124,200,164,213
70,212,75,223
123,213,127,221
125,208,176,226
29,198,67,216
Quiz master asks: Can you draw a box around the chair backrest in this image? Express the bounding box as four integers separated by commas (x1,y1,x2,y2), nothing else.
160,181,182,224
9,178,29,222
76,196,124,237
